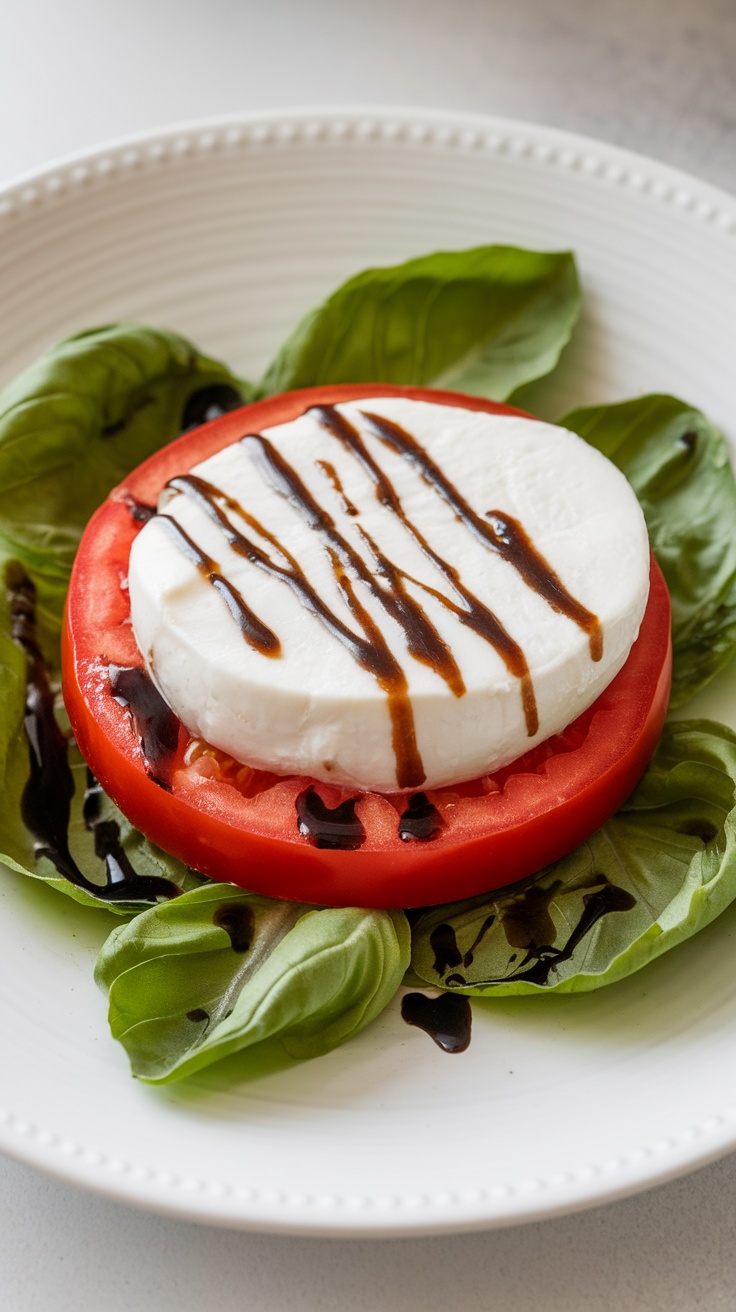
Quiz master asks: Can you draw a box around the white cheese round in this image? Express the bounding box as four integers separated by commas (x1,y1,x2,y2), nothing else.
128,396,650,792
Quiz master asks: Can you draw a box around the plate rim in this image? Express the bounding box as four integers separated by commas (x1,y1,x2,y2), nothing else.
0,103,734,236
2,102,736,1236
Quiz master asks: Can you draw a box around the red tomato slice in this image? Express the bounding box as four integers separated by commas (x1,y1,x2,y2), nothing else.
62,385,672,909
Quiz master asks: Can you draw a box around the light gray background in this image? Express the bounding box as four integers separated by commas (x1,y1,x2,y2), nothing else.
2,1,736,1307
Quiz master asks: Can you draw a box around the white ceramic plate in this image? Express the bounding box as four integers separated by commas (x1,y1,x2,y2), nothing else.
2,107,736,1237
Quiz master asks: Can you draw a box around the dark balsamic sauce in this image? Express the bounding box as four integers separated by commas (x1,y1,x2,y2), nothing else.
123,494,156,523
401,992,472,1053
506,880,635,987
316,459,360,517
430,922,464,975
168,470,426,787
251,427,466,698
180,384,244,433
429,874,636,989
10,563,76,862
151,402,603,788
186,1008,209,1023
7,564,178,903
213,902,256,952
82,768,175,898
359,407,603,664
296,786,365,850
315,404,539,734
155,513,281,658
398,792,443,842
428,914,498,985
240,437,460,787
109,665,180,784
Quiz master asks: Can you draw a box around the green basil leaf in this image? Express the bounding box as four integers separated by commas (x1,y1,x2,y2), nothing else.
0,579,200,912
410,720,736,996
260,246,581,402
561,395,736,705
0,325,245,907
0,324,249,668
95,885,411,1082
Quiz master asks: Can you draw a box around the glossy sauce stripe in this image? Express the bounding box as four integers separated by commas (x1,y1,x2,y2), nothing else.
161,407,602,787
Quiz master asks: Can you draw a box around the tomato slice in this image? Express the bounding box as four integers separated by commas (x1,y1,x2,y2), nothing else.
62,384,672,909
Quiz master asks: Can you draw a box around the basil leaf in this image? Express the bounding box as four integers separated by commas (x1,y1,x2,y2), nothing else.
561,395,736,705
410,720,736,996
260,246,581,402
95,885,411,1082
0,325,248,907
0,324,248,667
0,579,199,912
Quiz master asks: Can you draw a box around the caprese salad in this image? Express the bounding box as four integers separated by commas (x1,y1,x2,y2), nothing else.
2,244,736,1081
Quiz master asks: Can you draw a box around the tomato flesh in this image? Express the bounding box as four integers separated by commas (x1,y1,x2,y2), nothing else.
62,385,672,908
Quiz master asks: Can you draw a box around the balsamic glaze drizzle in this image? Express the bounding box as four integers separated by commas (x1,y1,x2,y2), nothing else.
430,922,464,976
401,992,472,1053
152,403,602,791
428,873,635,989
314,404,538,734
316,459,359,517
398,792,443,842
359,408,603,663
109,665,180,783
123,494,156,523
213,901,256,952
167,471,426,788
10,563,75,863
7,563,178,903
296,786,366,850
180,384,244,433
82,768,177,898
155,514,281,658
247,432,465,693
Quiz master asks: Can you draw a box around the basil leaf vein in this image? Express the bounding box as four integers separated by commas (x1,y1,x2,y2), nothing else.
95,885,411,1081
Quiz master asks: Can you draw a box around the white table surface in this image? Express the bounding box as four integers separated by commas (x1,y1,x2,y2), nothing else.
2,1,736,1306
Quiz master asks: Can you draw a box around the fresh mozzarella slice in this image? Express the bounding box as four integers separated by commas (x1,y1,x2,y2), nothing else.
128,397,650,792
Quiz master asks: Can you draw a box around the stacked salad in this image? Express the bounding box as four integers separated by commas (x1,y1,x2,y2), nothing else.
2,244,736,1083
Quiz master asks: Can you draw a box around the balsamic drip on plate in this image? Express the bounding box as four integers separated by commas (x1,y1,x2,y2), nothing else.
7,563,177,903
296,786,366,850
401,992,472,1053
429,873,636,988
